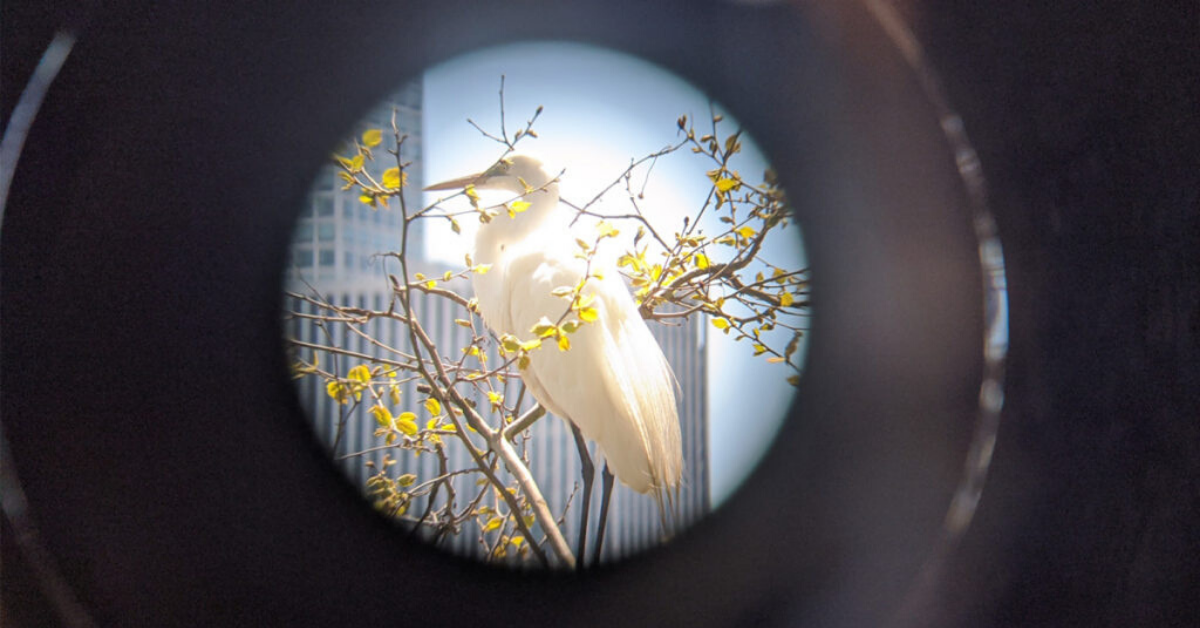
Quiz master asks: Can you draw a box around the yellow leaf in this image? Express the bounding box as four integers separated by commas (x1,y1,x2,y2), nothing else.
424,398,442,416
557,335,571,352
753,344,768,356
395,417,418,436
578,306,599,323
510,536,525,547
531,317,557,338
767,356,786,364
508,200,531,213
711,318,730,330
736,226,756,239
455,318,472,328
350,154,364,171
519,339,542,351
695,253,710,270
425,279,437,289
787,375,801,387
472,264,492,274
358,192,375,206
382,167,404,190
484,518,502,532
487,391,503,408
369,404,393,427
389,385,401,405
715,178,738,192
326,381,348,404
397,473,416,487
596,221,619,238
361,129,383,147
347,365,371,383
779,292,795,307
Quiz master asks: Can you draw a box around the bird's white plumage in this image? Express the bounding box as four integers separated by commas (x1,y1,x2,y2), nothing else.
431,155,683,506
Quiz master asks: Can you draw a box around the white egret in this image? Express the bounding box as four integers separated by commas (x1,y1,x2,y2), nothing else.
426,155,682,565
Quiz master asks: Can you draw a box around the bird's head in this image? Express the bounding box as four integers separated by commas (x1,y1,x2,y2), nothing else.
424,154,555,197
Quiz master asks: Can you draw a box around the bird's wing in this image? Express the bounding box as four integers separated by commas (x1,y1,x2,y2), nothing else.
503,249,682,496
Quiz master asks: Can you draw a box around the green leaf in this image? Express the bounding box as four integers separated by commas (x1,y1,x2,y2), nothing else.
397,473,416,487
361,129,383,147
560,320,581,334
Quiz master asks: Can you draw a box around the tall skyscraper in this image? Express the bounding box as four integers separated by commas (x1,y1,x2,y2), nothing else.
285,78,708,565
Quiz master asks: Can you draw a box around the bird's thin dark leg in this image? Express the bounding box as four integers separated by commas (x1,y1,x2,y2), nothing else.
570,422,594,568
591,463,615,567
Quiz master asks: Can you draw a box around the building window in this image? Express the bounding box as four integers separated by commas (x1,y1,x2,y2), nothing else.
315,194,334,217
317,222,336,242
318,249,335,267
345,252,355,268
295,248,313,268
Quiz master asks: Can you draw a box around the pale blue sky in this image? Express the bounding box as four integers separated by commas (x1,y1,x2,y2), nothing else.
419,41,807,507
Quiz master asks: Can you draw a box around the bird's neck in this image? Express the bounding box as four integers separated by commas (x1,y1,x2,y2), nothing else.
472,185,559,267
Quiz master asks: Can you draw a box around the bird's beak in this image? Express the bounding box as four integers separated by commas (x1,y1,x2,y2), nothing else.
423,172,485,192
